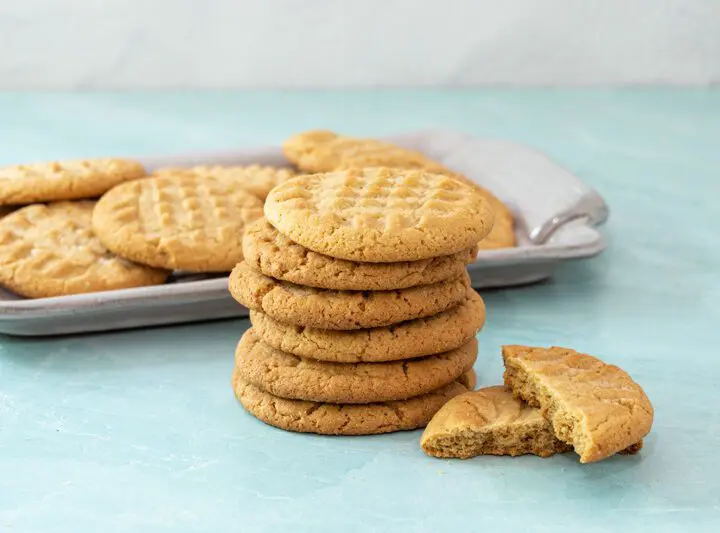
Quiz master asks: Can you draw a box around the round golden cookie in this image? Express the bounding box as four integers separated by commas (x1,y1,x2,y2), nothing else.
250,287,486,362
153,165,295,200
229,261,470,330
235,329,478,404
469,189,514,251
0,202,168,298
283,130,445,173
283,130,515,251
264,167,494,262
243,218,476,290
502,345,653,463
458,368,477,390
0,159,146,205
92,174,264,272
439,171,515,251
232,368,471,436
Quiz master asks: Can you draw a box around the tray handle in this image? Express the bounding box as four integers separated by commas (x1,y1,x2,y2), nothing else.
389,130,610,246
529,189,609,245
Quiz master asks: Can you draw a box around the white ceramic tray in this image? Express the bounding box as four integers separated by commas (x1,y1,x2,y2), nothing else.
0,130,607,336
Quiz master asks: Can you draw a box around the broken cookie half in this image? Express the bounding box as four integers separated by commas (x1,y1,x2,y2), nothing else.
421,346,653,463
502,345,653,463
420,386,572,459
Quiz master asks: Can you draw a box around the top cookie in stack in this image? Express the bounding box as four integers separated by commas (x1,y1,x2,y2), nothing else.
283,130,515,251
263,167,494,262
229,167,495,436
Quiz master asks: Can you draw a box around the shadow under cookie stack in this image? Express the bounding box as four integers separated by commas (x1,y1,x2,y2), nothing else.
229,167,496,435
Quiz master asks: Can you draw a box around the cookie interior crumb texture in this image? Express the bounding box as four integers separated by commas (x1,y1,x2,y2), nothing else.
502,345,653,463
421,386,572,459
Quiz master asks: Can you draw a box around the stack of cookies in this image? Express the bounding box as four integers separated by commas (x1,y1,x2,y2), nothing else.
229,167,496,435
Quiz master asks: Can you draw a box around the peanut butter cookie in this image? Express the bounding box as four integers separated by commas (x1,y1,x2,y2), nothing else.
232,368,471,436
92,174,264,272
243,218,475,290
153,165,294,200
0,202,167,298
0,159,146,205
249,287,485,362
502,345,653,463
234,329,477,403
282,130,514,250
264,167,494,262
421,386,572,459
229,261,470,330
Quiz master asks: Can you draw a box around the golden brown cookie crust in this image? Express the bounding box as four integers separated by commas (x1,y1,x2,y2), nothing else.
457,369,477,390
235,329,477,404
0,202,168,298
229,261,470,330
502,345,653,463
232,368,470,436
0,159,146,205
282,130,515,250
153,165,295,200
92,174,264,272
473,191,515,250
421,386,572,459
283,130,447,174
264,167,494,262
243,218,475,290
250,287,486,362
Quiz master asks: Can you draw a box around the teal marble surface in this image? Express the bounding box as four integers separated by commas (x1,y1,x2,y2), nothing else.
0,90,718,533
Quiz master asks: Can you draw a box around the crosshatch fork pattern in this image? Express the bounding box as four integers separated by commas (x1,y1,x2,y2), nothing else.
271,168,479,232
1,202,119,273
265,167,494,262
152,164,296,200
107,176,262,240
282,130,516,251
93,175,264,271
283,130,446,173
0,202,166,298
0,159,146,205
0,130,607,332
